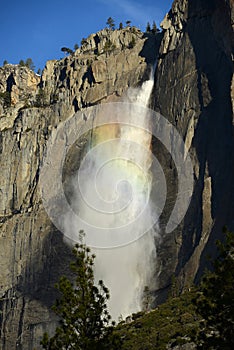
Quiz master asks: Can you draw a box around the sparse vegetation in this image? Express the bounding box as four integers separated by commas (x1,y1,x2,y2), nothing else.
130,27,137,34
145,21,160,35
106,17,115,30
19,59,25,67
35,87,47,107
74,43,79,50
25,58,35,70
119,22,123,30
126,20,131,27
128,36,136,49
81,38,88,46
3,60,8,66
61,47,74,55
146,22,151,32
50,91,59,104
152,20,157,34
0,91,11,107
18,58,35,71
103,40,116,53
142,286,152,311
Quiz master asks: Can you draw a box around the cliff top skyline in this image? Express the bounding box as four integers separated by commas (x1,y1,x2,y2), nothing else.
0,0,172,71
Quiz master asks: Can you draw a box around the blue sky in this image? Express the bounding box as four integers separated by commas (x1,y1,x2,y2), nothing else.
0,0,172,71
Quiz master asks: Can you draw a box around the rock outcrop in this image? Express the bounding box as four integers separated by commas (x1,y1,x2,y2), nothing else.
153,0,234,297
0,28,159,349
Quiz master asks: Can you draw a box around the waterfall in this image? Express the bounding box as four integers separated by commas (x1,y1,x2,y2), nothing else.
68,66,158,320
39,57,193,322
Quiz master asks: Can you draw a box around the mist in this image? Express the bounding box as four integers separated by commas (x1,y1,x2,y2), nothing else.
64,67,159,320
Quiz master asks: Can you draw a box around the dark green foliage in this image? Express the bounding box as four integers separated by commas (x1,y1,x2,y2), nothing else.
18,58,35,70
130,27,137,34
152,21,157,34
81,38,87,46
106,17,115,30
40,226,233,350
35,88,47,107
3,60,8,66
119,22,123,30
142,286,152,311
113,228,234,349
41,231,121,350
169,274,181,298
25,58,35,70
103,40,116,53
74,43,79,50
115,290,200,350
37,68,42,75
0,91,11,107
128,36,136,49
193,227,234,349
126,20,131,27
50,91,59,104
61,47,74,55
146,22,151,32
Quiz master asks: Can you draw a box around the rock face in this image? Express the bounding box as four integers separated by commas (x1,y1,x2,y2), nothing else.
0,28,159,349
153,0,234,296
0,1,233,347
0,65,40,110
40,27,157,110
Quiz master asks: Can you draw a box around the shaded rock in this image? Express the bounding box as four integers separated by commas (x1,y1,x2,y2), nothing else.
153,0,234,297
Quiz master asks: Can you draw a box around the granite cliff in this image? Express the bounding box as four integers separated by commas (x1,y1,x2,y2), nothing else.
0,0,233,348
153,0,234,298
0,27,159,349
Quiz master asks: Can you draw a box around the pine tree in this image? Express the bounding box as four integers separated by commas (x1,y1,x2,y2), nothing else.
146,22,151,33
106,17,115,30
194,227,234,349
126,20,131,27
41,231,120,350
142,286,151,311
3,60,8,66
152,21,157,34
19,59,25,66
61,47,73,55
74,43,79,50
119,22,123,30
25,58,35,71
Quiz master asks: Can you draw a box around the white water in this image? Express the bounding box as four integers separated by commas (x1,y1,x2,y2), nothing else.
67,67,158,320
